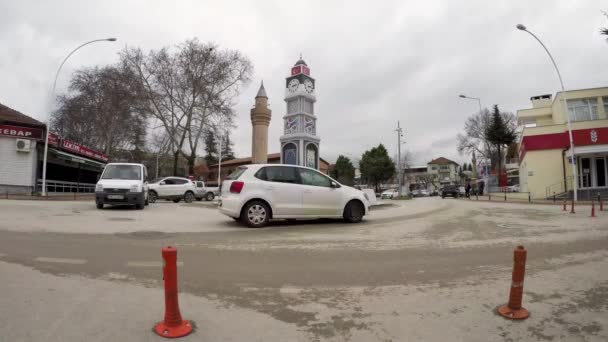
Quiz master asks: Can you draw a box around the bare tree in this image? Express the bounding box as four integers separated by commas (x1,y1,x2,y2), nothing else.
457,107,516,173
52,64,145,155
121,39,252,175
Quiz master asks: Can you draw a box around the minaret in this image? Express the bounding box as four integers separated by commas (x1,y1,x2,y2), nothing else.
250,81,272,164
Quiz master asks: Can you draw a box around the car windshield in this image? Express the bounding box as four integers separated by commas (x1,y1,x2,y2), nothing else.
101,165,141,180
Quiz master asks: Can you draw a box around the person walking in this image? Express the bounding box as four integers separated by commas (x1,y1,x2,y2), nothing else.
479,181,485,196
465,181,471,198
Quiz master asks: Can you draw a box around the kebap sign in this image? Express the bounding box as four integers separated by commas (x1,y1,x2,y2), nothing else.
61,139,109,163
0,124,43,140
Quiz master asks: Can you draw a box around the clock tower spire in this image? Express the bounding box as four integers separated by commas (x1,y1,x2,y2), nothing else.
280,56,320,169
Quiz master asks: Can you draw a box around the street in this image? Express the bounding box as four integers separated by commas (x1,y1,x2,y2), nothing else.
0,197,606,341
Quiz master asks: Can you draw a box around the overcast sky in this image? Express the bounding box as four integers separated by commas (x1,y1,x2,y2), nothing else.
1,0,606,166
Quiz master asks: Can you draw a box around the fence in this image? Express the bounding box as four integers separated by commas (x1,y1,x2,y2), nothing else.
36,179,96,194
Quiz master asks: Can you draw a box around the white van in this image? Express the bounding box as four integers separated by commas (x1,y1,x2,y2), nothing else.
95,163,149,209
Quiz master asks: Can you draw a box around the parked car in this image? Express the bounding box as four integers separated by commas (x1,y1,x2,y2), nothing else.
507,184,520,192
219,164,370,228
381,189,399,199
148,177,196,203
441,185,460,198
95,163,149,210
193,181,219,201
419,189,430,197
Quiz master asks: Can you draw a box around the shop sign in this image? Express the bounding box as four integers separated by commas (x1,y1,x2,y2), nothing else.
61,139,109,162
0,124,43,140
48,132,59,146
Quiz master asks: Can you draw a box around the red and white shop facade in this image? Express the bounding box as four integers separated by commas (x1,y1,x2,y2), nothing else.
0,123,109,194
519,126,608,198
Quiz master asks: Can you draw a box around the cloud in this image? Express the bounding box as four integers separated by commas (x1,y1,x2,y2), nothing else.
1,0,606,167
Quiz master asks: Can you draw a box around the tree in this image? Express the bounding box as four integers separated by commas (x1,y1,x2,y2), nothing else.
485,105,517,182
330,155,356,186
220,134,235,161
416,173,440,191
121,39,252,175
359,144,396,192
52,65,145,156
203,128,218,165
457,106,516,173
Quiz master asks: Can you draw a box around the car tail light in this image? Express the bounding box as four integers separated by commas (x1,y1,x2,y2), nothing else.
230,181,244,194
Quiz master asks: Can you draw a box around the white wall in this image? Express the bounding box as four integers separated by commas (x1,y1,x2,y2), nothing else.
0,136,37,187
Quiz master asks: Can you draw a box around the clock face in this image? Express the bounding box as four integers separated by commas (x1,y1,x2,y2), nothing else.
304,79,314,93
288,79,300,92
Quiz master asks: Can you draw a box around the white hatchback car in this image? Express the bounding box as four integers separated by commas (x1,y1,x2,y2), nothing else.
219,164,370,228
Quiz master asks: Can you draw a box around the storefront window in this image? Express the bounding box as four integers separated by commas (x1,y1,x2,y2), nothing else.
567,98,598,122
604,97,608,118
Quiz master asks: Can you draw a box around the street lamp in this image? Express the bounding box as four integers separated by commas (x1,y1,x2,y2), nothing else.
459,94,483,178
41,38,117,196
458,94,483,113
516,24,577,201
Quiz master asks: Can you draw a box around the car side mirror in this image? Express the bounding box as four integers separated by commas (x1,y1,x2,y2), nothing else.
331,181,340,188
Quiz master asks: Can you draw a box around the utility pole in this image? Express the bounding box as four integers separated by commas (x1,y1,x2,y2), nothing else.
396,121,403,197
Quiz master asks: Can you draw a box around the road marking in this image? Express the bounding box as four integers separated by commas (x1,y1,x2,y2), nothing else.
34,257,87,265
126,261,183,268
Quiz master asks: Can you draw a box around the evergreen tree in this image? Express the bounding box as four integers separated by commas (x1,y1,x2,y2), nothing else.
221,134,235,161
485,105,516,180
330,155,356,186
359,144,396,192
204,129,218,165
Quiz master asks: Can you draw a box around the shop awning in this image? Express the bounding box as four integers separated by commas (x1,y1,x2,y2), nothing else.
566,144,608,157
50,148,106,168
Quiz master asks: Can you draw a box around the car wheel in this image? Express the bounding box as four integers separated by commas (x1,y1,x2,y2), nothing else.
96,202,104,209
135,197,145,210
149,191,158,203
343,200,364,223
205,192,215,201
184,191,194,203
241,201,270,228
172,199,181,203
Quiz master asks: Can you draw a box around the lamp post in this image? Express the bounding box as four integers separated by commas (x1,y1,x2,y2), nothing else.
516,24,577,201
459,94,482,178
459,94,482,113
41,38,117,196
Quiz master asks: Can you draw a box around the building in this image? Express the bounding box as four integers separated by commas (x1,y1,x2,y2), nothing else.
280,56,321,169
404,165,430,191
0,103,108,194
427,157,460,185
206,153,330,186
250,81,271,163
517,87,608,199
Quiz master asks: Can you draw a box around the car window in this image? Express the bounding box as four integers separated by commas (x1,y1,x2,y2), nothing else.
101,164,141,180
226,167,247,180
173,179,188,185
265,166,299,184
254,168,267,181
298,168,332,187
195,181,203,188
162,178,175,185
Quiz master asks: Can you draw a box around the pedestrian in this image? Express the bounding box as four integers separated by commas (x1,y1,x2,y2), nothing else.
479,181,485,196
465,181,471,198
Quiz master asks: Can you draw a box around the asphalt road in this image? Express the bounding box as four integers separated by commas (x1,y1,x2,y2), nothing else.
0,197,606,341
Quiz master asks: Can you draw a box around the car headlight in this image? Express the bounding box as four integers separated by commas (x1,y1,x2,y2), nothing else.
130,185,140,192
95,184,103,192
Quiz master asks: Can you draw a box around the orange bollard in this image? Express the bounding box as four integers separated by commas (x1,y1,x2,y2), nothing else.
562,200,566,212
154,246,193,338
591,201,596,218
570,199,575,214
497,245,529,320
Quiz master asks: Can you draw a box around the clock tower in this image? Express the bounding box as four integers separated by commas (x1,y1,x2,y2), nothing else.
280,56,320,169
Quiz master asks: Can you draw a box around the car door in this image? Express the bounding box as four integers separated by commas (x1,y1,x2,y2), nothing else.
261,166,303,217
297,168,343,216
172,178,189,196
158,178,175,197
